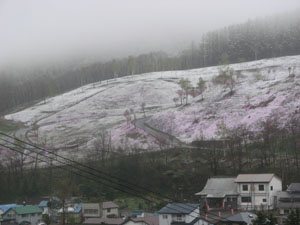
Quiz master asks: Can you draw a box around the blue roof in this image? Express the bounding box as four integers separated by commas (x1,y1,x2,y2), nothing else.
158,203,199,214
39,201,48,207
74,203,82,214
132,210,144,215
0,204,21,213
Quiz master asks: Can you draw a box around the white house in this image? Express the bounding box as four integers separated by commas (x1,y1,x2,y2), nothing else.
82,203,101,218
1,205,42,225
102,202,119,218
158,203,208,225
235,173,282,210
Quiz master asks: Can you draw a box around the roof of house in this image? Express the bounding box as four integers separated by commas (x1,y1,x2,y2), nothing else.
195,177,238,198
82,203,100,208
84,218,124,225
39,201,48,208
102,201,119,209
171,217,209,225
222,212,257,224
158,203,199,214
0,204,20,214
235,174,279,183
122,216,159,225
287,183,300,192
12,205,43,215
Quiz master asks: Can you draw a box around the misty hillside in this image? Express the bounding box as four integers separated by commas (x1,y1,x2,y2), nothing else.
1,9,300,116
4,55,300,155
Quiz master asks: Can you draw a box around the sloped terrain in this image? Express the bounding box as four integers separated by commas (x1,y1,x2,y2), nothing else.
4,55,300,154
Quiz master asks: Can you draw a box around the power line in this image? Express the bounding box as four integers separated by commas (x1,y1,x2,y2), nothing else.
0,141,224,222
0,134,231,222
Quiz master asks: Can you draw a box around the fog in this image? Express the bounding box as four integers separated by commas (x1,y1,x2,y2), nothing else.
0,0,300,68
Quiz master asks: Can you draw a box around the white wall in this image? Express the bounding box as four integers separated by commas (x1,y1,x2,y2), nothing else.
103,208,119,218
237,176,282,210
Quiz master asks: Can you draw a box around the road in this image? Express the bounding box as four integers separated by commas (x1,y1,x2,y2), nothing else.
133,117,193,149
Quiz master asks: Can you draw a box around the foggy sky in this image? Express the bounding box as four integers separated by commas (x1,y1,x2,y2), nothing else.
0,0,300,68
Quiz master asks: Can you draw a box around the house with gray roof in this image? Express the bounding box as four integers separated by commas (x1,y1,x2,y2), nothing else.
216,212,257,225
195,177,238,210
158,203,208,225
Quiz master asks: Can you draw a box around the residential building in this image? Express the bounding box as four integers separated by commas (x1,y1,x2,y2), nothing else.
235,173,282,210
1,205,42,225
158,203,208,225
82,203,101,218
216,212,257,225
276,183,300,225
195,177,238,209
102,202,119,218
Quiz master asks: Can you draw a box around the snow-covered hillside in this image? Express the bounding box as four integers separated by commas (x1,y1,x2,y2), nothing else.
5,55,300,152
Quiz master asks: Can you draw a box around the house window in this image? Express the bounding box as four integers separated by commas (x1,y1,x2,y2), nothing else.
162,215,168,219
259,185,264,191
177,215,183,221
242,185,248,191
270,186,273,191
262,199,267,202
107,208,111,213
241,197,251,203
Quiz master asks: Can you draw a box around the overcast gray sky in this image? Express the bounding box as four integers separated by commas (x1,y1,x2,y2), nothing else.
0,0,300,68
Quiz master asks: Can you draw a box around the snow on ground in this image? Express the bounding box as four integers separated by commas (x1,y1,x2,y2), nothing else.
4,55,300,152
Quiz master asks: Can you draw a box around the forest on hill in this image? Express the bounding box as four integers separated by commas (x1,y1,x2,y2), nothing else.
1,10,300,115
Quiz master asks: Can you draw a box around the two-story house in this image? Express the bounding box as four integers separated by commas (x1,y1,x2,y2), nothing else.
235,174,282,210
158,203,208,225
1,205,42,225
82,203,101,218
102,202,119,218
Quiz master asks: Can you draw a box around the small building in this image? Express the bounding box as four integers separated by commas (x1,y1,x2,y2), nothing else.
216,212,257,225
82,203,101,218
195,177,238,210
1,205,43,225
102,202,119,218
276,183,300,225
158,203,208,225
235,173,282,210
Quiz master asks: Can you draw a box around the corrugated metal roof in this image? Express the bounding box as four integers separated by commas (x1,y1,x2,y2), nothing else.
13,206,42,215
158,203,199,214
195,177,238,197
235,174,278,183
287,183,300,192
